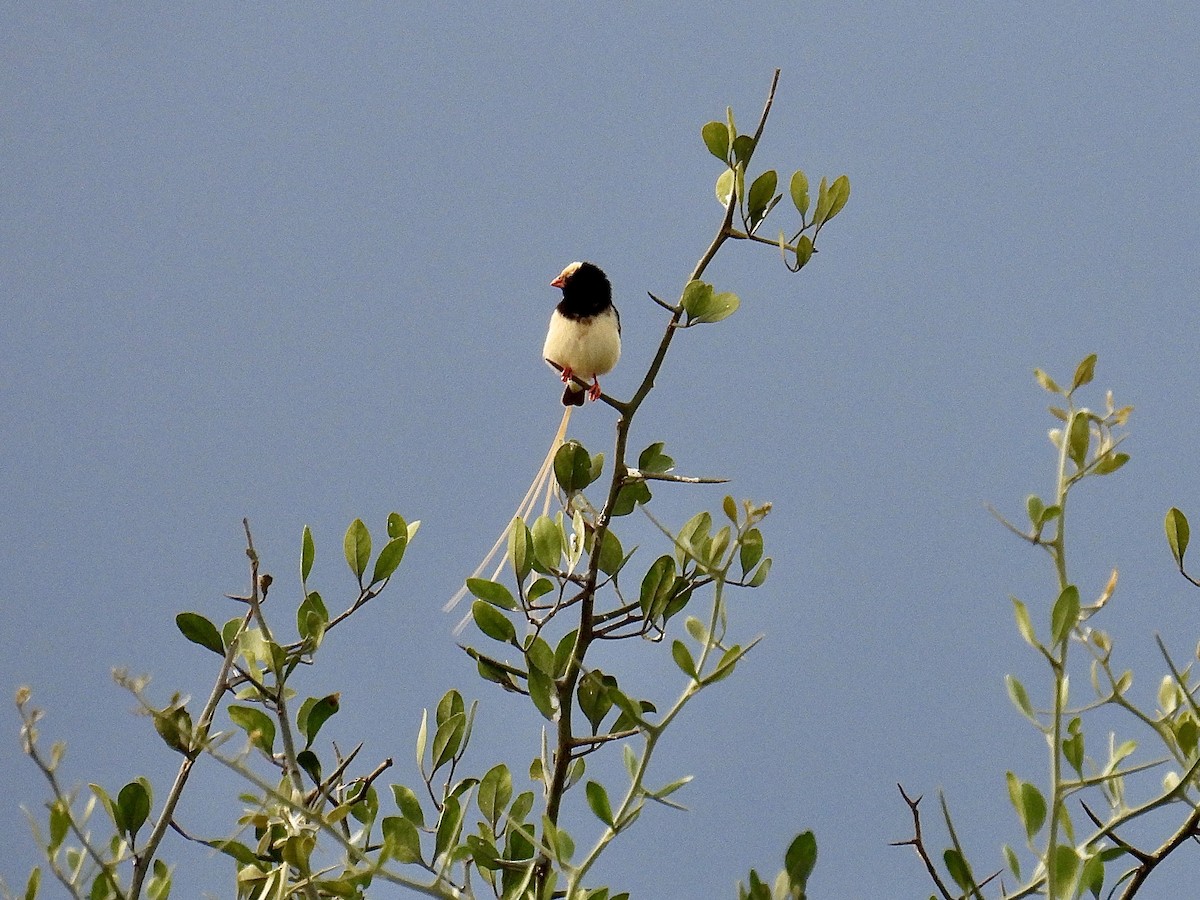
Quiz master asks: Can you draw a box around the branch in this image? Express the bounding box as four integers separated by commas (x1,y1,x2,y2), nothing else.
537,70,783,894
890,785,955,900
127,558,256,898
625,467,730,485
1117,804,1200,899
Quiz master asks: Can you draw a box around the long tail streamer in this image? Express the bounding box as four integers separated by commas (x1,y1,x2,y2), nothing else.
444,406,573,617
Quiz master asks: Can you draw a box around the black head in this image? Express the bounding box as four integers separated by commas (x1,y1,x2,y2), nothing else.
552,261,612,318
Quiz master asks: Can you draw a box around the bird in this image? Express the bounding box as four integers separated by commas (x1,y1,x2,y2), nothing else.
543,261,621,406
445,262,620,619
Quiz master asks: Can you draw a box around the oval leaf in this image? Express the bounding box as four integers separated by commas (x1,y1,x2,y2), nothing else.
789,170,810,216
585,780,614,827
117,781,150,841
175,613,224,656
701,121,730,162
370,535,407,586
301,525,315,583
228,705,276,756
471,600,517,644
343,518,371,581
1166,507,1189,568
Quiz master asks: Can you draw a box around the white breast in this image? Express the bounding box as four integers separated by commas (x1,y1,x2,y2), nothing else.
542,306,621,378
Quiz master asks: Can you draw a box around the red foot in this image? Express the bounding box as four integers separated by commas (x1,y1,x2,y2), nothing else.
587,378,602,402
560,366,574,384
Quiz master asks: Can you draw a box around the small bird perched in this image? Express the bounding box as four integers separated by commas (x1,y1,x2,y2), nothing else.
446,262,620,620
543,261,621,406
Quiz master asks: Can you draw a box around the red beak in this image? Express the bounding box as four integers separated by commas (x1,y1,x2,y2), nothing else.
550,275,566,288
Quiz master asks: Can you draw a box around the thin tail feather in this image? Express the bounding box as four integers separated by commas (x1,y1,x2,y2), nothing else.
445,407,573,615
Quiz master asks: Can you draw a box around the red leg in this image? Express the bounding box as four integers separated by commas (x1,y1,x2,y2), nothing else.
560,366,574,384
588,377,602,401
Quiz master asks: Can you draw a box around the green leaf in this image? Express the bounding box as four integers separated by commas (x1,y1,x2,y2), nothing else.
747,558,772,587
297,590,329,644
391,783,425,827
531,515,563,570
943,848,973,891
1176,715,1200,756
722,495,738,522
431,712,466,772
509,517,532,580
175,613,224,656
1166,507,1189,568
813,176,831,224
747,169,778,224
596,527,624,576
117,781,150,842
23,868,40,900
343,518,371,581
731,134,756,167
553,630,578,677
300,693,339,748
1092,451,1129,475
740,528,764,575
1072,353,1098,391
467,578,517,609
1034,368,1062,394
472,600,517,644
554,440,596,493
1025,495,1045,527
1005,675,1037,724
387,512,407,539
825,174,851,221
478,763,513,824
301,525,315,583
221,617,243,650
1019,780,1047,838
434,795,464,860
436,689,464,725
670,640,697,679
716,169,735,206
153,704,194,756
1079,852,1104,898
681,280,713,320
578,669,616,733
703,644,746,685
681,279,740,325
639,556,677,617
1050,845,1079,896
612,480,651,516
1051,584,1081,647
638,441,674,474
297,749,321,784
701,121,730,162
381,815,423,864
794,234,814,270
370,535,407,585
585,780,615,827
228,705,276,756
1067,411,1090,468
784,830,818,891
350,784,379,825
1011,597,1038,648
1003,844,1021,878
1063,718,1085,774
789,170,810,216
48,800,69,852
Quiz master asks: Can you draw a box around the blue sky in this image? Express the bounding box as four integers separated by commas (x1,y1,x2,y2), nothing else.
3,5,1199,897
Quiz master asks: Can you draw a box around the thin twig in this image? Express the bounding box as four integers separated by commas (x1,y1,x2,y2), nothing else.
626,468,730,485
890,785,955,900
647,291,678,312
